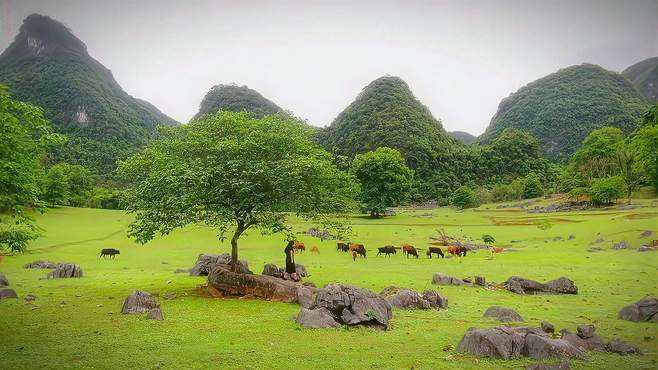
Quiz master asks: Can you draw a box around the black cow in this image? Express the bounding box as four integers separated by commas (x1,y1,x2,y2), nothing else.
337,242,349,252
100,248,120,259
426,247,444,259
377,245,397,257
405,246,419,259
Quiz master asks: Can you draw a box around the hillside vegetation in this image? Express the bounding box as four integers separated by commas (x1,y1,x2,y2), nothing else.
194,84,282,119
479,64,649,161
622,56,658,103
0,14,176,174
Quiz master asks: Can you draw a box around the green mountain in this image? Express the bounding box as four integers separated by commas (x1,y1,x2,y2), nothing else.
194,84,282,119
449,131,477,145
319,75,461,199
622,57,658,103
479,64,649,161
0,14,177,174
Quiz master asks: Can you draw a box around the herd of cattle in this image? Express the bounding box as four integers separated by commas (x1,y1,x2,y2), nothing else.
293,241,475,261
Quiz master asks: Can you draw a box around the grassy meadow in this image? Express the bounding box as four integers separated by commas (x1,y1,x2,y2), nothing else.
0,197,657,369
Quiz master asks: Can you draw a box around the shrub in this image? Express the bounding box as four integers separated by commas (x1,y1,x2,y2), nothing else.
567,187,590,202
451,186,477,209
491,184,509,202
523,172,544,198
507,178,525,200
473,187,493,205
589,176,626,206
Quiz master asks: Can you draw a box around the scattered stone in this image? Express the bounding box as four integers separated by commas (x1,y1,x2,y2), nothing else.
576,324,595,339
456,326,525,359
47,263,83,279
587,247,604,253
523,334,585,360
483,306,524,322
421,289,448,309
296,286,314,309
294,264,309,277
146,307,164,320
190,253,248,276
612,241,630,250
296,284,393,329
568,235,575,240
24,294,36,302
590,237,604,245
121,290,160,314
163,292,177,300
208,265,303,302
380,286,430,309
638,245,655,252
605,339,643,355
504,276,577,295
0,274,8,287
553,236,562,241
560,328,605,351
0,288,18,299
23,260,57,269
527,362,571,370
432,272,469,286
640,230,653,238
262,263,282,278
618,297,658,322
475,276,486,286
541,321,555,334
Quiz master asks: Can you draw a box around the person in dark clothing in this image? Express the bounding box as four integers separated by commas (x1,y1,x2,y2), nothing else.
283,240,299,281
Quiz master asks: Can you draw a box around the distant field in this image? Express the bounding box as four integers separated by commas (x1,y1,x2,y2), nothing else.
1,198,657,369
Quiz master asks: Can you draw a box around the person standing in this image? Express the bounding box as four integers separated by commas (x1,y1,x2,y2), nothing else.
283,240,299,281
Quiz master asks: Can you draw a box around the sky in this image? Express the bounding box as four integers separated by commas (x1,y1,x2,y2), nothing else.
1,0,657,135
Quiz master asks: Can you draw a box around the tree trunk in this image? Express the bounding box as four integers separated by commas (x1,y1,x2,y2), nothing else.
230,222,246,272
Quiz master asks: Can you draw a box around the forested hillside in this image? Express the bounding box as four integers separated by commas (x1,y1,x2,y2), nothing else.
0,14,176,174
479,64,649,161
622,57,658,103
449,131,477,145
194,84,282,119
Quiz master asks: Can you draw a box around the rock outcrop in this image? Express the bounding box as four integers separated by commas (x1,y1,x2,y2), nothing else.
189,253,252,276
208,265,302,302
618,297,658,322
0,288,18,299
121,290,160,314
483,306,524,322
504,276,577,295
23,260,57,269
46,263,83,278
432,272,469,286
0,274,8,287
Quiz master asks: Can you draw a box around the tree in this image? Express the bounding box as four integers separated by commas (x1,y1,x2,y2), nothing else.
632,123,658,192
482,234,496,245
0,85,60,252
572,127,624,183
615,143,641,204
523,172,544,199
451,186,477,209
43,164,70,206
42,163,94,206
351,147,413,217
119,111,357,271
589,176,626,206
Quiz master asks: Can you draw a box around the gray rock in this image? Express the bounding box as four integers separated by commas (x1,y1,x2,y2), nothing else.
146,307,164,320
522,334,585,360
605,339,643,355
296,286,315,309
576,324,595,339
315,284,392,328
505,276,577,295
262,263,282,278
121,290,160,314
456,326,525,359
380,287,430,309
484,306,524,322
541,321,555,333
0,274,8,287
612,240,629,250
294,264,309,277
189,253,252,276
568,235,575,240
163,292,176,300
618,297,658,322
174,268,189,274
544,277,578,294
475,276,486,286
527,362,571,370
638,245,655,252
422,289,448,309
208,266,301,302
23,260,57,269
560,329,605,351
24,294,36,302
0,288,18,299
432,272,469,286
296,307,340,328
640,230,653,238
47,263,83,278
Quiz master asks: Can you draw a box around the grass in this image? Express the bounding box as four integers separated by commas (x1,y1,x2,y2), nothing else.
0,197,657,369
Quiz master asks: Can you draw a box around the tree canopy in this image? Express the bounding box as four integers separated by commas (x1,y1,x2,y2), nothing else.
119,111,357,270
194,84,282,119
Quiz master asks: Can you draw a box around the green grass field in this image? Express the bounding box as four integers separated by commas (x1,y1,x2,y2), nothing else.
1,197,657,369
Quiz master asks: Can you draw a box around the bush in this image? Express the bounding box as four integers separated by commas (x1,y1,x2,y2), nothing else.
567,187,589,202
473,187,493,205
589,176,626,206
451,186,477,209
88,187,122,209
491,184,509,202
523,172,544,198
507,178,525,200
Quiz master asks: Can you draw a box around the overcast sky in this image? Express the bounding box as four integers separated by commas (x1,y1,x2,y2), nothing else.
1,0,657,135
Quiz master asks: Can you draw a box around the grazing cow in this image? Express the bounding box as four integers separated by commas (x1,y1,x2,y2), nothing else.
294,241,305,253
447,245,467,257
337,242,349,252
489,246,504,254
405,246,419,259
377,245,397,257
426,247,444,259
310,246,320,254
99,248,120,259
351,245,366,260
349,243,364,252
401,243,415,256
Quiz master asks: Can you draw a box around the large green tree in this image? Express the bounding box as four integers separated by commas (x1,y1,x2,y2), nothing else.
119,111,357,270
572,127,624,183
42,163,94,206
0,85,60,252
350,147,414,217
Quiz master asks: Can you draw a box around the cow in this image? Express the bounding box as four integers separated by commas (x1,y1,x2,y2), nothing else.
310,246,320,254
489,246,504,254
401,243,415,256
351,245,367,260
293,241,305,253
447,245,467,257
337,242,350,252
405,246,419,259
349,243,364,252
377,245,397,257
99,248,120,259
426,247,444,259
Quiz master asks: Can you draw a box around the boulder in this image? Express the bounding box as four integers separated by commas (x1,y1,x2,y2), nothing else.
640,230,653,238
638,245,655,252
522,334,585,360
190,253,253,276
296,286,315,309
0,274,8,287
527,362,571,370
618,297,658,322
296,307,340,328
504,276,577,295
312,284,393,328
207,265,301,302
146,307,164,321
483,306,524,322
262,263,282,278
541,321,555,334
475,276,486,286
568,235,576,240
121,290,160,314
0,288,18,299
576,324,595,339
24,294,36,302
456,326,525,359
47,263,83,278
294,264,309,277
380,286,430,309
612,240,629,250
23,260,57,269
560,329,605,351
432,272,469,286
422,289,448,309
605,339,643,355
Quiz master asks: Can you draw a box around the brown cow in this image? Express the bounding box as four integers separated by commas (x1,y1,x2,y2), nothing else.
404,245,419,259
351,245,366,260
349,243,364,251
401,243,414,256
294,241,305,253
447,245,467,257
310,246,320,254
489,246,504,254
